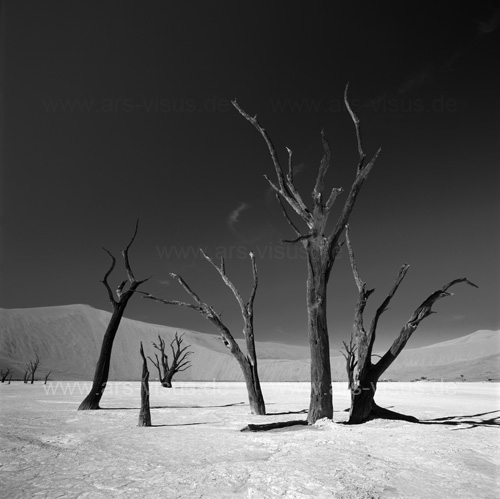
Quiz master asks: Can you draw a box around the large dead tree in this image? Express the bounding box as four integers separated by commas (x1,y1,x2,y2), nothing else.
26,354,40,384
232,85,380,423
148,333,193,387
78,222,150,410
344,228,478,424
141,250,266,415
138,342,152,426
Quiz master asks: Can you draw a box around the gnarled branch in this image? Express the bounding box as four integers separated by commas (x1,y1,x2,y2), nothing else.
232,99,314,228
123,219,139,283
371,279,478,379
101,248,117,305
344,82,366,172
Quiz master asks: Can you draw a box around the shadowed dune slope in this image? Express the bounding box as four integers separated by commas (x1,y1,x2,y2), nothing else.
0,305,498,381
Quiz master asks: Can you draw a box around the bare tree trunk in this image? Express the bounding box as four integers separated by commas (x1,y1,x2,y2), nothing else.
232,85,380,423
306,245,333,423
161,377,172,388
344,229,478,424
348,378,377,424
44,371,52,385
240,356,266,415
78,222,150,411
78,303,126,410
138,342,151,426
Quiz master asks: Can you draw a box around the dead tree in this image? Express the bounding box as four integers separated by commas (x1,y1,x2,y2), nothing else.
26,354,40,384
344,228,478,424
341,338,357,390
0,368,11,383
44,371,52,385
141,250,266,415
138,342,152,426
148,333,192,388
23,369,28,383
232,85,381,423
78,221,150,410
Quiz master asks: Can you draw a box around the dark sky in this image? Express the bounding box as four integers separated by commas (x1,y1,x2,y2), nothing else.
1,1,499,351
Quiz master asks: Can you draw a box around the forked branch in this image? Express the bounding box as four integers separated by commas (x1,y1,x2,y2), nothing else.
100,220,150,307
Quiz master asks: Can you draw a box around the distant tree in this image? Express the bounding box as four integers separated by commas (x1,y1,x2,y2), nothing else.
44,371,52,385
7,374,12,384
232,85,381,423
343,228,477,424
340,338,356,390
141,250,266,415
23,369,29,383
26,354,40,384
138,342,151,427
147,333,193,388
0,368,11,383
78,222,150,411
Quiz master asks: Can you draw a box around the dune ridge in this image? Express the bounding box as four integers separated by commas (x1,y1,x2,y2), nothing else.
0,304,498,382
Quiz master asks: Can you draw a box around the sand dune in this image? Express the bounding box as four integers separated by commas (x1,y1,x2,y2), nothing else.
0,304,498,382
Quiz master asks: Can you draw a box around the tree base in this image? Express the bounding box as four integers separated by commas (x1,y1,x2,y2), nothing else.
77,396,101,411
347,403,418,424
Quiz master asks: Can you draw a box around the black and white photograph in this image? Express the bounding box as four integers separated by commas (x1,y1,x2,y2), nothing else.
1,1,499,497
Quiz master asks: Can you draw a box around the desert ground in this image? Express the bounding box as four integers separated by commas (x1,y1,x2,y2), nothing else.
1,381,498,498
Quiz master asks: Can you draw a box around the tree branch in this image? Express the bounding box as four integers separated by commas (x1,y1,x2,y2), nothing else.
345,227,364,292
101,247,117,305
325,187,343,212
286,147,294,184
123,219,139,283
366,263,410,359
345,228,375,378
275,193,303,238
232,99,314,227
344,83,366,172
312,129,331,208
138,290,202,311
282,234,312,245
169,273,206,307
248,251,258,312
328,146,381,249
142,269,246,361
327,85,381,253
372,278,478,379
200,249,247,315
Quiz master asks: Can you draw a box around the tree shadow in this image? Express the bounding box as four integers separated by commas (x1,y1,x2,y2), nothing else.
266,409,308,416
100,401,246,410
150,422,217,427
339,405,418,425
418,410,500,430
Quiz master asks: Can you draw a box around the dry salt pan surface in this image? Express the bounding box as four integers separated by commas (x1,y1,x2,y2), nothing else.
1,382,499,498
